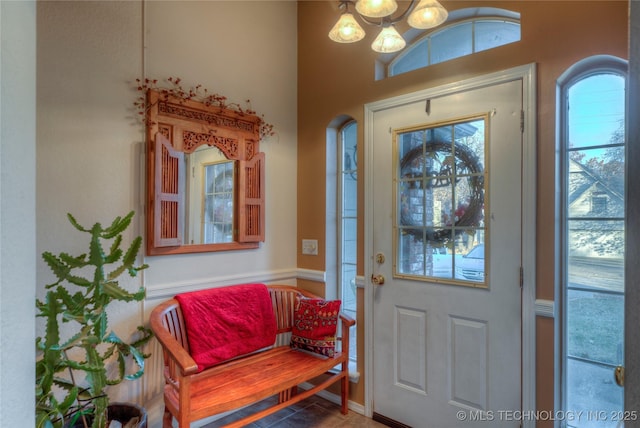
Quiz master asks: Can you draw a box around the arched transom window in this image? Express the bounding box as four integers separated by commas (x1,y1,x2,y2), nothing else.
382,8,521,79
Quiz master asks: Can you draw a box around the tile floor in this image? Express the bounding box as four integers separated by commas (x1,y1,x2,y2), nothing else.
202,394,388,428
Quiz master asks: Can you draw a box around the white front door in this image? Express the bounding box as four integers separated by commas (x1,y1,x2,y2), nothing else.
367,76,525,427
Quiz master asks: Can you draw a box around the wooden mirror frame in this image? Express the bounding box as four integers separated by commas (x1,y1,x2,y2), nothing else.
146,89,265,256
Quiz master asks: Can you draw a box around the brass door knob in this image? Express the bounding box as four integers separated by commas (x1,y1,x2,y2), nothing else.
615,366,624,387
371,274,385,286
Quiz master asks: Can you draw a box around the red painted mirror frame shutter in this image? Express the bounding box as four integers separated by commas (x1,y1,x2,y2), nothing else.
238,152,265,242
154,132,184,247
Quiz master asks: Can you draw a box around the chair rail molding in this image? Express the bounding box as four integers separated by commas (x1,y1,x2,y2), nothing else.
144,268,298,300
535,299,556,318
296,268,326,283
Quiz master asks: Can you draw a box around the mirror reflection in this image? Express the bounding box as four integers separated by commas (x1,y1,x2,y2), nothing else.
186,146,235,245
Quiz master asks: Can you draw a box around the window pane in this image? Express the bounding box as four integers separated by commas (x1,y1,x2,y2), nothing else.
566,358,623,428
475,20,520,52
567,289,623,365
391,37,429,76
568,220,624,293
568,148,624,216
431,246,453,279
342,174,358,214
455,241,484,282
399,179,425,227
398,229,424,276
430,22,472,65
433,186,452,227
341,263,357,309
568,74,625,149
455,120,485,171
342,122,358,176
342,217,357,264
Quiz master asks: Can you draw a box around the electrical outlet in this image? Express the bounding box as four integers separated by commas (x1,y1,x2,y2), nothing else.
302,239,318,255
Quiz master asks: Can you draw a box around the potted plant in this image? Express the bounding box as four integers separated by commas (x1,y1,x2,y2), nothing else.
36,211,153,428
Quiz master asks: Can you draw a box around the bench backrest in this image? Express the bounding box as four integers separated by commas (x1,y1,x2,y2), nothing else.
266,285,318,346
153,285,319,356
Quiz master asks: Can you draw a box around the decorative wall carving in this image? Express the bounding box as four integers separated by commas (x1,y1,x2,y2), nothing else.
159,125,171,140
158,101,257,134
182,130,239,158
245,140,258,160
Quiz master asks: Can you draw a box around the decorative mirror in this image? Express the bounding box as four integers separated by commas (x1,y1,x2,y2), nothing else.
145,89,265,255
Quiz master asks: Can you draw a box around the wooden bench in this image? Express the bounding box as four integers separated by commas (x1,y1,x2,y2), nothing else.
149,285,355,428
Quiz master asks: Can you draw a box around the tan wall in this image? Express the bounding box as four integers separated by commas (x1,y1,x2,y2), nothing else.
36,2,298,425
297,0,628,417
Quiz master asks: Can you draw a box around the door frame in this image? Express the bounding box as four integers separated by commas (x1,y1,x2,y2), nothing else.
625,0,640,418
363,63,537,426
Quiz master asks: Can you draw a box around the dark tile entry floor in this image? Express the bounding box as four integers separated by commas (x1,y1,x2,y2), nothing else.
202,394,389,428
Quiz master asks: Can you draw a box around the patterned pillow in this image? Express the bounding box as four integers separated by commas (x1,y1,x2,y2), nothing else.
290,297,341,357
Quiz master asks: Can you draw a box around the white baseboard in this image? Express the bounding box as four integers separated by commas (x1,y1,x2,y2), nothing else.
298,382,366,416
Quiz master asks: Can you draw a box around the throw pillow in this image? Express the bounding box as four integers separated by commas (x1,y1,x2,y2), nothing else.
290,297,341,357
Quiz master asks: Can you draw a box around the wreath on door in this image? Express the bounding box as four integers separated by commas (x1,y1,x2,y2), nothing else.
399,141,484,244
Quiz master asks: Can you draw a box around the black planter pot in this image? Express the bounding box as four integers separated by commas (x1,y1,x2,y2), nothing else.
65,403,147,428
108,402,147,428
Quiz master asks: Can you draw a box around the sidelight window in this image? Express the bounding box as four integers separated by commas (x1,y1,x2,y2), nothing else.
558,56,627,427
339,121,358,362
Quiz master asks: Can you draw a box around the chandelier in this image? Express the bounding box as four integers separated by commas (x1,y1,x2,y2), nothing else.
328,0,448,53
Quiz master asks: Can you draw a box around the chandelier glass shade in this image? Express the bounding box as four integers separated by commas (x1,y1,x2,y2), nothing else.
371,25,406,53
407,0,449,29
328,0,448,53
355,0,398,18
329,11,366,43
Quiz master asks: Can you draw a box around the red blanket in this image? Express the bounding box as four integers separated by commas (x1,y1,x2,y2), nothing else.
175,283,277,372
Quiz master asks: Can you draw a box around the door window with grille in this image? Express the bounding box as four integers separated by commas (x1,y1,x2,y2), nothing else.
394,117,487,286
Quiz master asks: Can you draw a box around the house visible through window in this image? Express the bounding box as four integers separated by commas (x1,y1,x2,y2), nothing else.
590,192,608,214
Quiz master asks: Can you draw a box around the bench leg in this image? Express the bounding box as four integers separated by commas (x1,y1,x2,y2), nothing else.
341,373,349,415
278,386,297,404
177,411,190,428
162,404,188,428
162,405,173,428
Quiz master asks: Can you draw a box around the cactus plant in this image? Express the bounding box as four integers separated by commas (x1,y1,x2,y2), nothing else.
36,211,152,428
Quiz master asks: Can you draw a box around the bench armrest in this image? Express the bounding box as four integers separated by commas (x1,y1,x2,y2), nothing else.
339,312,356,328
150,299,199,376
338,312,356,357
